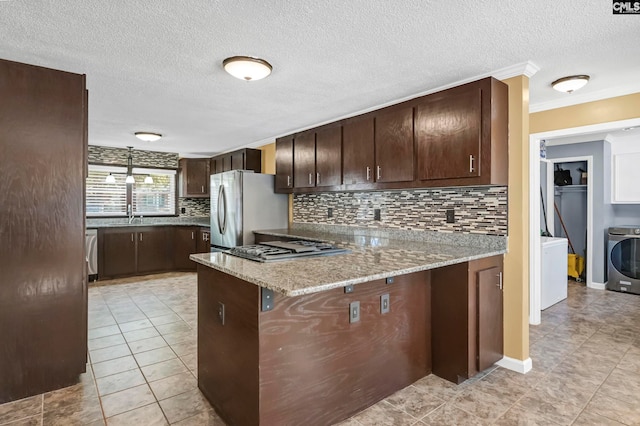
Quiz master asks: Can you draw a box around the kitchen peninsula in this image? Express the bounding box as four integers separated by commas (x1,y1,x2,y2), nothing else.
190,227,506,425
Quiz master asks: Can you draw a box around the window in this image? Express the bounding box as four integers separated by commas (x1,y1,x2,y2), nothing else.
86,165,177,217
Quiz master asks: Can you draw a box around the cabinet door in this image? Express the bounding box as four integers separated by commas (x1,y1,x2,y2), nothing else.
374,106,414,183
222,155,232,172
275,137,294,191
343,117,375,185
231,151,245,170
197,229,211,253
174,227,197,271
101,229,137,277
137,228,170,274
315,126,342,187
477,266,503,371
211,158,221,175
181,158,210,196
293,131,316,188
244,149,262,173
415,84,482,180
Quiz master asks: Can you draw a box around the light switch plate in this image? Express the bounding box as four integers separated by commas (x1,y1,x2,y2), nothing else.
349,301,360,323
381,294,390,314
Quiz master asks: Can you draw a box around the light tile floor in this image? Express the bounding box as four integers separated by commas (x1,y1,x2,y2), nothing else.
1,274,639,425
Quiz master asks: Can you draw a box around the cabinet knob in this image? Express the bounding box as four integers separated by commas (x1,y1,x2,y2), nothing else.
469,155,475,173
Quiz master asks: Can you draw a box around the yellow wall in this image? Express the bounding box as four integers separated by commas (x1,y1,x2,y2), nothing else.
531,92,640,134
258,142,276,175
501,75,530,361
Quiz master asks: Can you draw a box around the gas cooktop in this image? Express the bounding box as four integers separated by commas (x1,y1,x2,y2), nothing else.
226,240,349,263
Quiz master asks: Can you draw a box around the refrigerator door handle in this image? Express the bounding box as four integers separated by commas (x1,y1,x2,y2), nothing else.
220,185,228,234
217,185,225,234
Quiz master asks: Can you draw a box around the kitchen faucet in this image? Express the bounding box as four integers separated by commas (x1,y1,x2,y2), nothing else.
127,204,134,224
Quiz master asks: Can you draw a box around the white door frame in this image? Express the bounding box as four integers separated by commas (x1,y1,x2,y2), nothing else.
528,117,640,325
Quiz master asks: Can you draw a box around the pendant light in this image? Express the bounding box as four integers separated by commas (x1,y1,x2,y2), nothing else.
105,173,116,184
223,56,272,81
144,175,153,184
125,147,135,184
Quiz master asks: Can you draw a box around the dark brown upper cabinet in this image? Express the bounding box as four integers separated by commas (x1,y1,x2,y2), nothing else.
343,116,375,185
179,158,210,198
416,78,507,186
374,106,414,183
210,148,262,175
275,136,294,192
315,126,342,187
293,131,316,188
273,77,507,193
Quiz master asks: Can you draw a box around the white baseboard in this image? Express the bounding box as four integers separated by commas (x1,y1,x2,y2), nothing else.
496,356,533,374
588,281,606,290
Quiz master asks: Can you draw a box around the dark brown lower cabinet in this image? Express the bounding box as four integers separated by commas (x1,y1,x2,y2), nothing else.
174,227,198,271
197,228,210,253
431,255,504,383
198,266,431,426
99,227,171,278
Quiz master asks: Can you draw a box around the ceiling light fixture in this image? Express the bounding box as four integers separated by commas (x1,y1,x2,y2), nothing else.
125,146,135,184
105,173,116,184
135,132,162,142
551,75,590,93
144,175,153,184
222,56,272,81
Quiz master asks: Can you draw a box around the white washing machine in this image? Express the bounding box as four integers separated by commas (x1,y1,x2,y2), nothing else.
541,236,568,310
608,226,640,294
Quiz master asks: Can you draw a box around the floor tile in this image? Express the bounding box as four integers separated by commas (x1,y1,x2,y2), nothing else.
171,407,226,425
140,358,190,382
149,372,197,401
384,385,445,419
505,394,582,425
96,369,146,396
89,344,131,364
169,341,196,357
161,330,193,345
92,355,139,379
105,402,168,425
449,387,513,421
351,400,417,425
88,334,126,351
43,383,97,412
420,403,488,426
42,398,103,425
88,325,121,340
100,384,156,418
149,314,182,327
0,395,42,425
117,319,154,333
134,347,177,367
155,321,191,336
180,352,197,372
572,409,625,425
123,327,160,343
158,389,212,424
1,415,43,425
586,391,640,425
128,336,168,354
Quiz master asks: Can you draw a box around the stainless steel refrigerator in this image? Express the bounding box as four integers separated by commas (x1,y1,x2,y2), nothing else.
210,170,289,249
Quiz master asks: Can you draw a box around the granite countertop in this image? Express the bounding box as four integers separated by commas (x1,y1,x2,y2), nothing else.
190,226,506,297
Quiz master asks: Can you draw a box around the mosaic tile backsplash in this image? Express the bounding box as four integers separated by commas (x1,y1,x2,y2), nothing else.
293,186,508,236
179,198,211,217
88,145,178,169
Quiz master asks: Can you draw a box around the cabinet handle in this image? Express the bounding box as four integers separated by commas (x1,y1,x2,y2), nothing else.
192,231,195,240
376,166,381,181
139,233,143,242
287,175,291,187
308,173,313,185
497,272,503,290
469,155,475,173
131,233,134,242
366,166,371,181
316,172,320,185
201,185,204,193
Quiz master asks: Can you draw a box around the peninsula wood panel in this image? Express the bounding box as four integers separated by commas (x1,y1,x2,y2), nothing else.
258,271,431,426
197,266,260,426
0,59,87,403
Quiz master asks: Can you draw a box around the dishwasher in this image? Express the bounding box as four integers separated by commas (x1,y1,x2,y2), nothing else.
85,229,98,281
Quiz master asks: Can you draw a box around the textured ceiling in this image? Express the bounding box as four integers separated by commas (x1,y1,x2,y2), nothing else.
1,1,639,156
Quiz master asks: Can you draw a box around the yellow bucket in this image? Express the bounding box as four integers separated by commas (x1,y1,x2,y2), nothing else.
567,254,584,279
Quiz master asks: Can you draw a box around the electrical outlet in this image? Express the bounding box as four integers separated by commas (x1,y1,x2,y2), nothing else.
344,285,354,294
374,208,381,221
328,207,333,218
446,209,455,223
349,301,360,323
386,276,394,284
381,294,390,314
180,207,186,214
217,302,225,325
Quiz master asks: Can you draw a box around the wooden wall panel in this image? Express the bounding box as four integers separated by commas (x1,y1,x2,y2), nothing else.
0,59,87,403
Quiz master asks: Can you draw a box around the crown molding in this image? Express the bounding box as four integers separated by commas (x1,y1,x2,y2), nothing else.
492,61,540,80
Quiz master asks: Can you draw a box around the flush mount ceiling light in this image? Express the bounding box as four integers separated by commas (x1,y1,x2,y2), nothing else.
551,75,590,93
134,132,162,142
222,56,272,81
